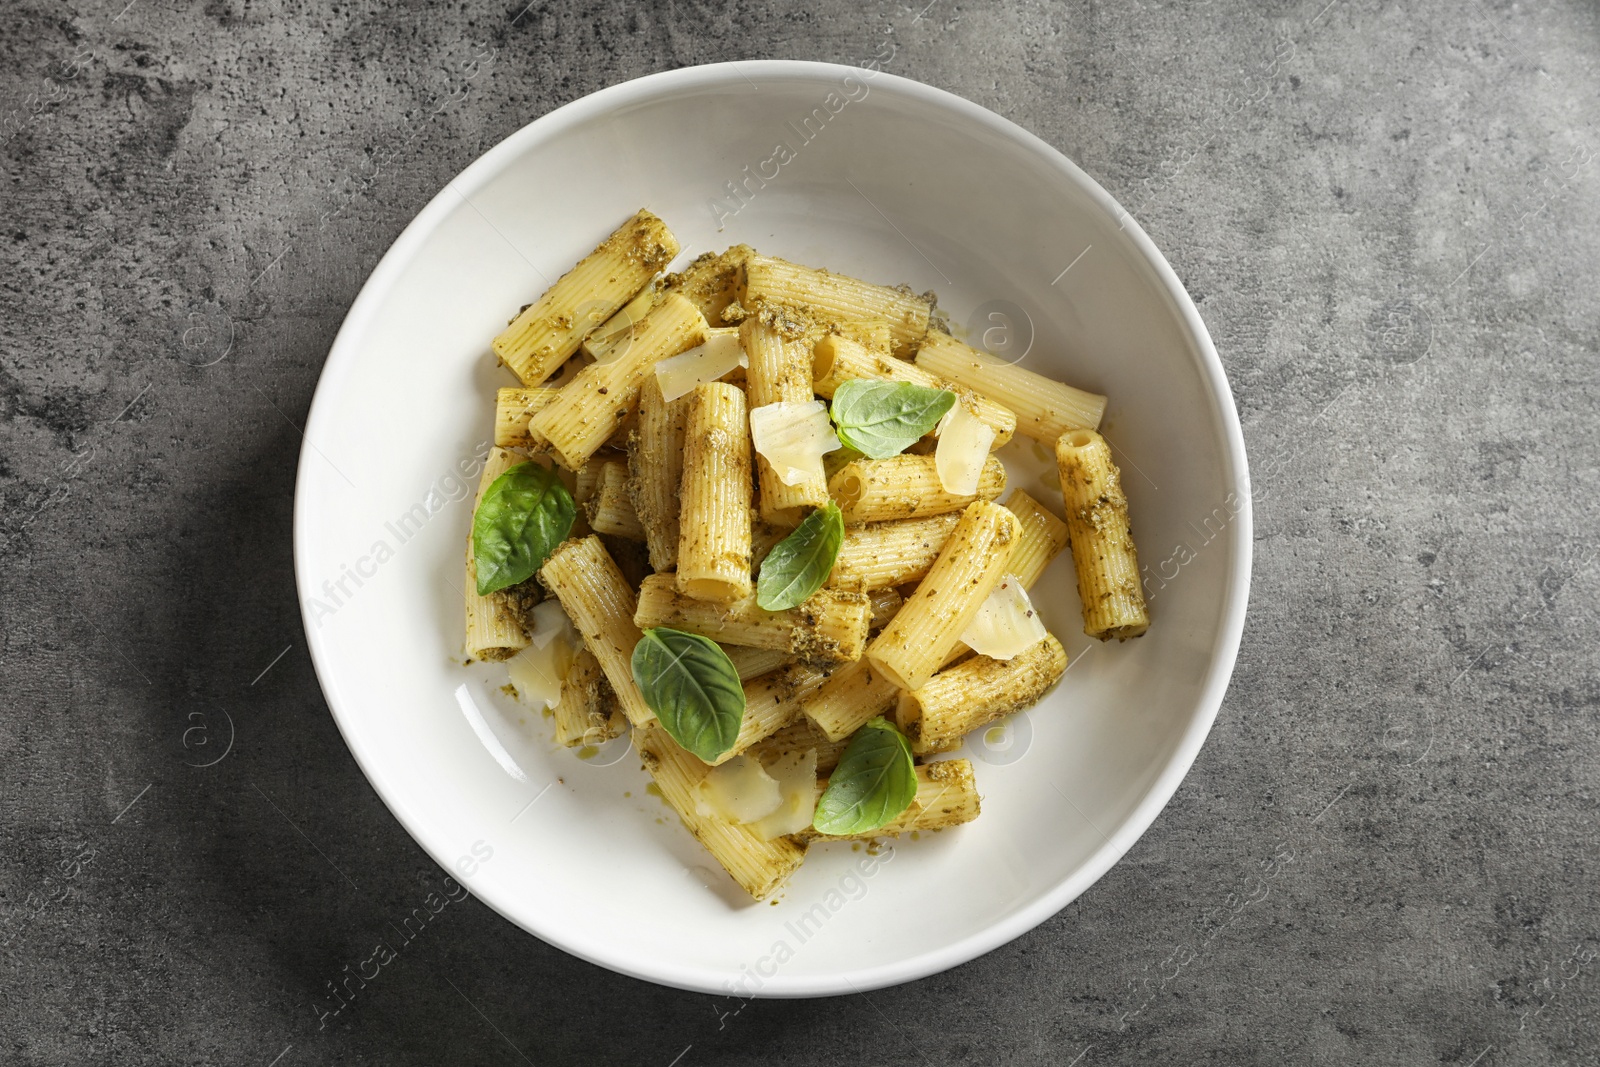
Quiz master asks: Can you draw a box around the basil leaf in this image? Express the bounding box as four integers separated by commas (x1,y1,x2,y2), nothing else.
812,716,918,835
756,503,844,611
472,462,577,596
631,627,745,763
829,379,956,459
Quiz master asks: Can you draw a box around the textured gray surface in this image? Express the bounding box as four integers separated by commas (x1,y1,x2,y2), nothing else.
3,0,1597,1063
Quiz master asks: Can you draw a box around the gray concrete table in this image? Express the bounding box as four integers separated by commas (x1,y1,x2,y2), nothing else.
3,1,1596,1063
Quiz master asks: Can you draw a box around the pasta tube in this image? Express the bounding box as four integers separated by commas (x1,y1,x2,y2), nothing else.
1057,429,1149,640
742,318,830,523
740,253,931,357
828,454,1005,525
801,760,979,841
663,244,752,325
493,209,679,385
463,447,540,661
628,376,689,572
581,281,657,361
605,408,640,451
527,292,708,470
538,536,654,726
935,489,1071,668
812,334,1015,447
897,634,1068,754
712,662,832,766
636,726,807,902
827,513,962,592
493,387,561,448
573,457,604,506
803,659,901,742
722,644,794,682
586,459,644,541
832,318,893,356
677,383,754,602
634,575,870,665
867,500,1018,691
915,331,1106,442
1002,490,1070,588
550,647,625,748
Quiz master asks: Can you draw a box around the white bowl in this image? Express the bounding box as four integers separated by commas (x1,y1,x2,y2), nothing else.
295,60,1251,997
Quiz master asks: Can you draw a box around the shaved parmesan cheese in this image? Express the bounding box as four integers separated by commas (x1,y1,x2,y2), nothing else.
654,329,746,401
695,754,782,824
959,574,1048,660
935,400,996,495
751,748,819,840
750,400,841,486
528,599,574,649
507,601,579,710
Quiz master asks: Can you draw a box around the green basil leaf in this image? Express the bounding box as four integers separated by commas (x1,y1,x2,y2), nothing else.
472,462,577,596
829,379,957,459
756,503,844,611
631,627,745,763
812,716,918,835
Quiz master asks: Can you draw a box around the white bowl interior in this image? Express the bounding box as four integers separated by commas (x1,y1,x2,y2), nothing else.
295,62,1249,996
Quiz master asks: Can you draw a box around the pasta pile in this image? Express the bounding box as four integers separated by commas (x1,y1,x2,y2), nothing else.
464,209,1149,901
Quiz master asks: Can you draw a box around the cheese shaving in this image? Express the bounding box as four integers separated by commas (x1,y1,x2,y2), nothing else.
934,400,996,495
506,602,579,710
959,574,1048,660
749,400,840,486
695,754,782,824
654,329,746,401
752,748,819,840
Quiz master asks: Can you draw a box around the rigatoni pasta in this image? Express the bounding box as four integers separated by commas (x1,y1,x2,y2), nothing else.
494,387,561,448
742,318,830,523
712,662,832,766
463,446,541,661
586,459,645,541
1002,490,1071,588
916,330,1107,443
829,453,1005,525
832,318,893,356
550,647,625,748
493,209,678,385
898,634,1068,754
634,574,870,665
722,644,794,682
628,376,689,572
741,253,931,358
750,718,851,777
676,383,754,601
1057,429,1149,640
636,726,807,901
538,535,654,726
527,292,709,470
460,212,1154,905
866,500,1018,691
581,281,658,362
804,658,901,742
663,244,751,325
828,512,962,592
934,489,1071,667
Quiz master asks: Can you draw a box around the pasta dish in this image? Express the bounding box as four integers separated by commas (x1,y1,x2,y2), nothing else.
460,209,1149,901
